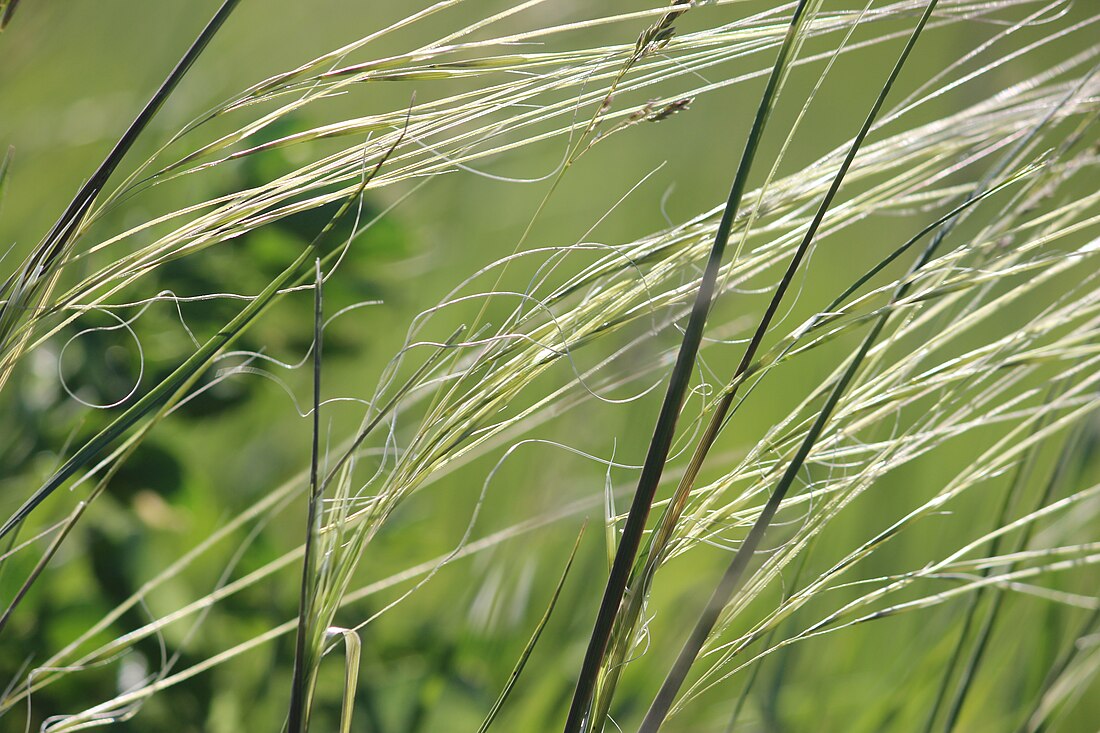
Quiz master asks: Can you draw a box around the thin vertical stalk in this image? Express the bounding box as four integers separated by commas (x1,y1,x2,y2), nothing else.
0,110,408,544
562,4,814,730
0,0,20,30
0,0,242,369
478,525,586,733
723,553,809,732
1018,603,1100,733
639,5,940,729
920,384,1064,733
940,421,1088,732
287,260,325,733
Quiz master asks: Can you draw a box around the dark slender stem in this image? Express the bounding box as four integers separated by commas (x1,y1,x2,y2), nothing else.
39,0,240,276
640,311,889,732
920,390,1058,733
639,6,939,729
288,261,325,733
561,5,812,731
941,422,1087,732
0,0,21,30
0,103,410,545
478,525,586,733
1018,602,1100,733
0,0,241,312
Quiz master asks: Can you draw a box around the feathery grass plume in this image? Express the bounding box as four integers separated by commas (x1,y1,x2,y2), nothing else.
564,3,824,730
0,0,241,394
637,3,947,726
32,0,1032,302
6,111,1091,721
935,417,1093,733
0,1,1098,730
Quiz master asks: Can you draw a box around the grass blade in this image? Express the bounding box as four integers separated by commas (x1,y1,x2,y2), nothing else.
639,5,941,728
0,146,11,212
0,166,377,544
563,3,816,729
287,259,326,733
0,0,19,31
0,361,210,636
938,419,1091,732
0,0,242,383
478,524,585,733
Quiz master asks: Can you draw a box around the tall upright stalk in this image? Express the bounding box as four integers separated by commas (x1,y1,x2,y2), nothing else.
287,259,325,733
562,3,816,730
639,3,941,728
0,0,241,391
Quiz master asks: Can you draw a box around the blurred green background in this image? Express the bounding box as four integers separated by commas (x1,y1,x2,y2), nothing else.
1,1,1097,731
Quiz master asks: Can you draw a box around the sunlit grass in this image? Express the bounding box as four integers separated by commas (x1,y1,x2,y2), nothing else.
1,1,1098,731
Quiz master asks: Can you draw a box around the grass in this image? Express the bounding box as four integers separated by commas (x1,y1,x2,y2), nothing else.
0,1,1098,731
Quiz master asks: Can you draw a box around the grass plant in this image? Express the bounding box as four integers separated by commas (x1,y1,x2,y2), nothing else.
0,1,1098,731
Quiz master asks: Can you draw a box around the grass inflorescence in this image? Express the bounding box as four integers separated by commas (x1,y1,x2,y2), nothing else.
0,1,1098,731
